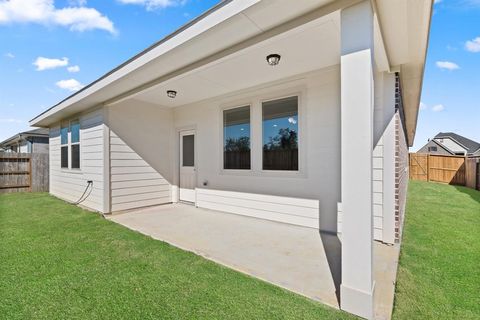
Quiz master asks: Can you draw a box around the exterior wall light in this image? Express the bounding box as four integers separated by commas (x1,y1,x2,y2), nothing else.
266,54,281,66
167,90,177,98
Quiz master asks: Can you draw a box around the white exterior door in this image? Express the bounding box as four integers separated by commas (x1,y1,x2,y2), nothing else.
179,130,196,203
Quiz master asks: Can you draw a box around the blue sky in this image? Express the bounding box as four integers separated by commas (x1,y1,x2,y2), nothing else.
0,0,479,151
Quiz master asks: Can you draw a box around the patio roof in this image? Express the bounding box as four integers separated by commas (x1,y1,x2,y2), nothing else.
30,0,432,146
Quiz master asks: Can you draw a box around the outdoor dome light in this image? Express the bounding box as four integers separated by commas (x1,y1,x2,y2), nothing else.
167,90,177,98
266,54,281,66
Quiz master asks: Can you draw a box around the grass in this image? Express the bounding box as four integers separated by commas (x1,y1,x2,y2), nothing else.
0,192,353,320
1,182,479,319
393,181,480,319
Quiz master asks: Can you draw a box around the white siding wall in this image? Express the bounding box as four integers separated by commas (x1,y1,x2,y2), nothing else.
372,138,384,241
107,100,174,212
110,131,171,211
49,108,105,212
174,67,341,231
196,188,320,228
337,71,396,242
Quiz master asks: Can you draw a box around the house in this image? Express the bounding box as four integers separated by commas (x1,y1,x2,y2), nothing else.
0,128,49,154
418,132,480,156
29,1,432,318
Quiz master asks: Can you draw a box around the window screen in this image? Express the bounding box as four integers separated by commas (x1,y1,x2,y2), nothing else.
182,135,194,167
262,96,299,171
70,120,80,169
61,146,68,168
71,144,80,169
224,106,251,169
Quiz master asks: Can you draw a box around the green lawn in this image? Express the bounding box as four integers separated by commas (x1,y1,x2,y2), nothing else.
393,181,480,319
1,182,479,319
0,192,352,320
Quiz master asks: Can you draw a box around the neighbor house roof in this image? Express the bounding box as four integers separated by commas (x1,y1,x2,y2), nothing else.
0,128,49,148
29,0,432,146
434,132,480,155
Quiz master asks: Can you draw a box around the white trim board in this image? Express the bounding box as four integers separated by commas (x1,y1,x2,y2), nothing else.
196,188,320,229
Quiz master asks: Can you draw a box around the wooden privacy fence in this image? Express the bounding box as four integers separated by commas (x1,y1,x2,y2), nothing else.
410,153,480,190
0,153,49,193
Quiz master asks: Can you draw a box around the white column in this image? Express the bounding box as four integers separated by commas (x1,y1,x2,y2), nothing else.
340,1,375,319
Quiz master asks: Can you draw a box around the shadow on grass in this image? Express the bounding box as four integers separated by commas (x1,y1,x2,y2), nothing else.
452,185,480,205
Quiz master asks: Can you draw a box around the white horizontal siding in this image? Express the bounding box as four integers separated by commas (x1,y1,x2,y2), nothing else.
196,188,320,229
110,131,171,212
49,108,105,212
372,137,384,241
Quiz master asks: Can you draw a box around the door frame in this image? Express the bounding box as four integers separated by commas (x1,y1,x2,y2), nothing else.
177,128,197,203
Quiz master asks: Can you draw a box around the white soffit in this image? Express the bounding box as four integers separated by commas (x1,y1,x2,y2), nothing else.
375,0,433,145
29,0,341,127
133,14,340,108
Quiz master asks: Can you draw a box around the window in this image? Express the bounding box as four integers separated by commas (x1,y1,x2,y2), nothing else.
182,135,195,167
428,146,437,152
262,96,298,171
60,123,68,168
223,106,251,169
70,120,80,169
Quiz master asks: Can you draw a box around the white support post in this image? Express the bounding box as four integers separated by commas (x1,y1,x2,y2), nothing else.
340,1,375,319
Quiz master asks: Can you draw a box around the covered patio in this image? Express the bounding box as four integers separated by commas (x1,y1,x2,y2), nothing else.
108,203,400,319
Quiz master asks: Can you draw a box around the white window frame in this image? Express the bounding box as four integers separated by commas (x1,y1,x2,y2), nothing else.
60,122,69,169
218,86,306,178
60,119,81,172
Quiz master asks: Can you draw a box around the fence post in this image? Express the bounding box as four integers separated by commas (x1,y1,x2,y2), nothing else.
427,154,430,182
28,156,32,192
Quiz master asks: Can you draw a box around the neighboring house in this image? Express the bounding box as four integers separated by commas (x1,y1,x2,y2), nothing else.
29,1,432,318
0,128,49,154
418,132,480,156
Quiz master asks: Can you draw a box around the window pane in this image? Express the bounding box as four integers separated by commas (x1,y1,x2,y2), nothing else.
61,146,68,168
71,144,80,169
60,125,68,145
182,135,194,167
71,120,80,143
224,106,251,169
262,96,298,171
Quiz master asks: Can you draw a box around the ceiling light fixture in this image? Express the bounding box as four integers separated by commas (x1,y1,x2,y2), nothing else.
167,90,177,98
266,54,281,66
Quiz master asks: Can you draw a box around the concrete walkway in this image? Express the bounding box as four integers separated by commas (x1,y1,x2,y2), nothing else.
108,203,399,319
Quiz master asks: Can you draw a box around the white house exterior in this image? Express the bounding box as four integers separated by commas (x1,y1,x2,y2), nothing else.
30,1,432,318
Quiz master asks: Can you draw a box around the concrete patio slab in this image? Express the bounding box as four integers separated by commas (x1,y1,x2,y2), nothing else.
108,203,399,319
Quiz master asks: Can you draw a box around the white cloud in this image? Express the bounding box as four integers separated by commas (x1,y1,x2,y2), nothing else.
117,0,185,11
0,118,24,123
435,61,460,70
33,56,68,71
4,52,14,58
432,104,445,112
56,78,84,91
68,0,87,6
67,65,80,73
419,102,427,110
0,0,116,34
465,37,480,52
